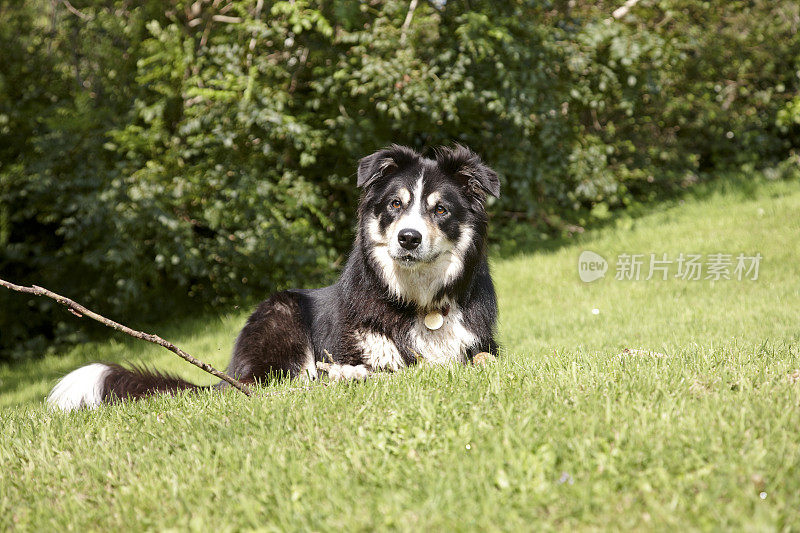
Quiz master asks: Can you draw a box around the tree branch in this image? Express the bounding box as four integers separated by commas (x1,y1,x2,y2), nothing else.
243,0,264,101
400,0,419,45
612,0,641,19
211,14,242,23
62,0,89,20
0,278,252,397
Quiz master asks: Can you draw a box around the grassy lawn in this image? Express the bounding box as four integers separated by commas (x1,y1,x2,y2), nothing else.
2,175,799,530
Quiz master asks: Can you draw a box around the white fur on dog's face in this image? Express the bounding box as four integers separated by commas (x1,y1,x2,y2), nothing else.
385,175,453,265
364,172,476,308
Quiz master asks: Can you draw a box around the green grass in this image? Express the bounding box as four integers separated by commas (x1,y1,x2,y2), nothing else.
2,175,800,531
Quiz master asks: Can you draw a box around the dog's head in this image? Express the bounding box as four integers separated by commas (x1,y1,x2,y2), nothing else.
356,144,500,307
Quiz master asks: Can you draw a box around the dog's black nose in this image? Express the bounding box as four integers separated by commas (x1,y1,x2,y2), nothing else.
398,229,422,250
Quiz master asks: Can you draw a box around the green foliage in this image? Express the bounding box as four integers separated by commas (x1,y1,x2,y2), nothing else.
1,0,799,359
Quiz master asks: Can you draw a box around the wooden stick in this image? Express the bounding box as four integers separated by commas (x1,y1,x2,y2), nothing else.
0,278,252,397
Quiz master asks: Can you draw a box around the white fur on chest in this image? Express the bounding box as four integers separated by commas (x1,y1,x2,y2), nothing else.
409,306,478,365
355,305,479,370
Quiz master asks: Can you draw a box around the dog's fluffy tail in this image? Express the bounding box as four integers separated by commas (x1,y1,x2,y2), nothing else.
47,363,205,411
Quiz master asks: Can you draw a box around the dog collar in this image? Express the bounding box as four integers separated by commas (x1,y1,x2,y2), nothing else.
423,304,451,330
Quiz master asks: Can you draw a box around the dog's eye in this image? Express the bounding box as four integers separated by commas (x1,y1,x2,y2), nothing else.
434,204,448,216
390,199,402,210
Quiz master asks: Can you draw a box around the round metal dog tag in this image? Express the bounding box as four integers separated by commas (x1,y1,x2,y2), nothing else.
424,311,444,330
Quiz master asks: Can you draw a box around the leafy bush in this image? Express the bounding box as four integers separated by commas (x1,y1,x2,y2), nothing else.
1,0,799,360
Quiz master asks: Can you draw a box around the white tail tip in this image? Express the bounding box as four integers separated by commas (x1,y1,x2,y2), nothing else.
47,363,111,411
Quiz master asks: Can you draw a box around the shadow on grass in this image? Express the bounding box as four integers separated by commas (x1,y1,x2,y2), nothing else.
489,170,796,260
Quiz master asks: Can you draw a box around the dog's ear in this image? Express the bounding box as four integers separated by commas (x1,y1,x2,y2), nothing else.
356,153,396,189
435,144,500,199
357,145,420,189
459,160,501,199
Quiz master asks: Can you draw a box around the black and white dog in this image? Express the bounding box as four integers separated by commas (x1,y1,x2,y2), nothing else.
48,145,500,410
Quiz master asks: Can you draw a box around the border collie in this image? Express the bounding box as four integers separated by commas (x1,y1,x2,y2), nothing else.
47,144,501,410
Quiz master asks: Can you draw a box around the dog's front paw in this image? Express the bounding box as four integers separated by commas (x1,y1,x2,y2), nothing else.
316,361,370,381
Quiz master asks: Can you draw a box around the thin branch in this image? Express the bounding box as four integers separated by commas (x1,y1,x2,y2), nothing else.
247,0,264,55
243,0,264,102
400,0,419,45
612,0,641,19
247,0,265,61
288,46,309,94
211,14,242,23
48,0,59,55
62,0,89,20
0,278,252,397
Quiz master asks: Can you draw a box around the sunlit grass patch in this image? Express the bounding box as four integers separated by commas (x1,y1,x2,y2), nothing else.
2,176,799,530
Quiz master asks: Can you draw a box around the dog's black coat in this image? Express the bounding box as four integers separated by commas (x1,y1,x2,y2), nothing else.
57,145,501,405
